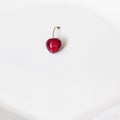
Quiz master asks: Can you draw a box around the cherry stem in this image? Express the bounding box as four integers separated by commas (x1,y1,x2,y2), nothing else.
52,26,60,38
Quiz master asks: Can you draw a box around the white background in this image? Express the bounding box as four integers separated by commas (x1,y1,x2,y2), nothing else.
0,0,120,120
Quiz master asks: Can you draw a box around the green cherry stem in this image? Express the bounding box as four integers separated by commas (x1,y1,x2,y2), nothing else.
52,26,60,38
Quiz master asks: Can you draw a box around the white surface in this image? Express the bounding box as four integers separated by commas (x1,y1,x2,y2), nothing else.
0,1,120,120
0,104,31,120
94,104,120,120
0,103,120,120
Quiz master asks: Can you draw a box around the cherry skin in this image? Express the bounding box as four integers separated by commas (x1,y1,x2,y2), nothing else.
46,38,62,53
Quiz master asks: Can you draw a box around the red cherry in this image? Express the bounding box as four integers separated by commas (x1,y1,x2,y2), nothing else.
46,38,61,53
46,26,62,53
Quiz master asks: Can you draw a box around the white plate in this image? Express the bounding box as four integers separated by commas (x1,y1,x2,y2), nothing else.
0,2,120,120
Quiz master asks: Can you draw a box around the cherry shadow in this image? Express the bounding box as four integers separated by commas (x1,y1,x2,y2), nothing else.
60,36,68,52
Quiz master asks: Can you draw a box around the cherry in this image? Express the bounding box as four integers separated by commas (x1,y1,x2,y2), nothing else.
46,38,61,53
46,26,62,53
